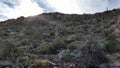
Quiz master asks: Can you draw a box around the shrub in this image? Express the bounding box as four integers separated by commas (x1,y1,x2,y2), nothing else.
39,42,51,54
104,28,114,37
53,35,66,49
104,32,118,53
68,41,84,50
104,40,116,53
61,52,73,62
34,59,53,68
39,42,58,54
68,45,76,52
2,41,23,58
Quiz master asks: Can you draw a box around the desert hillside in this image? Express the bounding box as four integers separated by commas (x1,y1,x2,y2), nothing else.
0,9,120,68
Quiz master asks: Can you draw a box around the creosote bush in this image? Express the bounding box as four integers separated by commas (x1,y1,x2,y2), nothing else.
104,30,118,53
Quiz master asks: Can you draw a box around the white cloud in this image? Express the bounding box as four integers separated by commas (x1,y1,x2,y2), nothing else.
47,0,109,14
47,0,81,14
0,0,120,21
76,0,109,13
0,0,43,21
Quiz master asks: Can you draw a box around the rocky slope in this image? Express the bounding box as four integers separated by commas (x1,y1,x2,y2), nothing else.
0,9,120,68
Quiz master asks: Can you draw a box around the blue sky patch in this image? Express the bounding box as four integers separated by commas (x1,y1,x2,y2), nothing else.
2,1,14,8
34,0,55,12
0,15,8,19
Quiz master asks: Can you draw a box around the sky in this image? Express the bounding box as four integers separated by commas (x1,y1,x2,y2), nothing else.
0,0,120,21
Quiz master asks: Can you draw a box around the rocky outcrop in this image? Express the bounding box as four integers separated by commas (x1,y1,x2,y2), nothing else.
111,16,120,41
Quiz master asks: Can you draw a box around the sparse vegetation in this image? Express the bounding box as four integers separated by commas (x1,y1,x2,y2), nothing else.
0,9,120,67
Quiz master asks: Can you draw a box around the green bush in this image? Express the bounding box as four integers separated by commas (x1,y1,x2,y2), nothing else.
104,40,116,52
40,45,51,54
53,35,66,49
61,52,73,62
104,28,114,37
2,41,23,58
39,42,58,54
104,32,118,53
68,45,76,52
